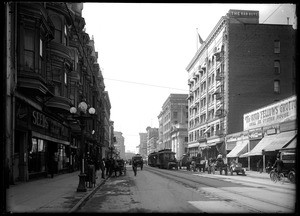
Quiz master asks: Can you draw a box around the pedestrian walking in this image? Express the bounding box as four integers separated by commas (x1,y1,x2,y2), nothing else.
257,159,262,173
104,158,110,176
48,155,55,178
132,159,138,176
266,160,272,173
100,158,106,179
109,158,115,177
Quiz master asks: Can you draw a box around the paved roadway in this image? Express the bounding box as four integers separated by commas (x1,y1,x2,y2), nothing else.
78,165,296,213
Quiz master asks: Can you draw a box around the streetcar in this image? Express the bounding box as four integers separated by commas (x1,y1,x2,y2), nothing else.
148,149,178,170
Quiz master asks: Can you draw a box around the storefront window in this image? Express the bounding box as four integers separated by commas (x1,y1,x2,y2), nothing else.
28,138,46,173
58,144,68,170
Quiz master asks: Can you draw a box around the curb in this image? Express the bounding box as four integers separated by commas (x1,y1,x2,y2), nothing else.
68,177,109,213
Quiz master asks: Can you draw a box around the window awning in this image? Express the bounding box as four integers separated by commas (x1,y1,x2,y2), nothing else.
280,136,297,150
239,152,250,158
263,131,297,152
227,140,248,158
188,143,199,148
199,143,210,149
208,141,222,147
226,141,236,151
240,134,277,157
239,130,296,157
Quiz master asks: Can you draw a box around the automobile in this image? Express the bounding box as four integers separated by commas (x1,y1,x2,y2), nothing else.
280,151,296,183
229,161,245,175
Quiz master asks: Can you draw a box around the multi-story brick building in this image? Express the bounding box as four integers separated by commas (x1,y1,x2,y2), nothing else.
4,3,113,184
158,94,189,151
186,9,296,159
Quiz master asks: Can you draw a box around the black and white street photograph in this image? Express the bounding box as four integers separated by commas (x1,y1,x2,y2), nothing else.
2,2,297,214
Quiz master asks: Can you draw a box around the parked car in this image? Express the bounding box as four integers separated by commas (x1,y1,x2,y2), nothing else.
280,151,296,183
229,161,245,175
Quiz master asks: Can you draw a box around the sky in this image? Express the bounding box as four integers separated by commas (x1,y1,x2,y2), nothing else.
82,3,297,153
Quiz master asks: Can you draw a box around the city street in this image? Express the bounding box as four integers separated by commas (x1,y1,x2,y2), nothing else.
78,165,296,213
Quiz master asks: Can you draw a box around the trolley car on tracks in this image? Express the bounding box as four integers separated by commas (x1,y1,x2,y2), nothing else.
148,149,178,170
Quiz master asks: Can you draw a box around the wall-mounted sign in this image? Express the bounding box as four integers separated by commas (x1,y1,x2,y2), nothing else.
228,10,259,18
243,95,297,131
32,110,69,138
248,127,263,140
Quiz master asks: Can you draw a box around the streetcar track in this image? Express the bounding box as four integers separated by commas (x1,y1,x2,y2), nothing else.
191,172,295,196
145,166,295,212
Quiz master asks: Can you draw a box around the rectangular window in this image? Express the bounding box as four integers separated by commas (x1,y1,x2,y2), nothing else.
64,25,68,45
274,40,280,54
64,72,67,84
39,39,43,57
274,60,280,74
274,80,280,93
38,139,45,152
173,111,178,118
24,29,35,70
39,39,43,74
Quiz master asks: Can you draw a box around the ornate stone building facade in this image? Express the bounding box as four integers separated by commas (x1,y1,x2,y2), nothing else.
4,2,112,184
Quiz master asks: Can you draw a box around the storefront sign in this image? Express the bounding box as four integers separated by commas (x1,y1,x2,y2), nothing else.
32,110,69,138
248,128,263,140
243,96,297,131
228,10,259,18
32,111,49,129
226,131,247,142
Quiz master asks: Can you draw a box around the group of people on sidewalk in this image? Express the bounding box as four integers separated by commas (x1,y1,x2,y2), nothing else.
103,158,126,178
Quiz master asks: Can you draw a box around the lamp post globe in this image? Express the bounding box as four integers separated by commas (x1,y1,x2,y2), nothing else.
88,107,96,115
70,107,77,114
78,101,88,114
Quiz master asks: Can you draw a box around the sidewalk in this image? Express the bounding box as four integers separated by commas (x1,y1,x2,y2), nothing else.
6,170,107,213
243,170,270,179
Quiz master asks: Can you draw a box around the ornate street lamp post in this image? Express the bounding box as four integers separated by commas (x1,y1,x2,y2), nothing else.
70,101,95,192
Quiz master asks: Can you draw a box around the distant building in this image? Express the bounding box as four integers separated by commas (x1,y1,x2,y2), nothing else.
146,127,159,155
114,131,125,159
186,9,296,159
125,151,136,161
170,123,188,160
158,94,189,150
139,132,148,158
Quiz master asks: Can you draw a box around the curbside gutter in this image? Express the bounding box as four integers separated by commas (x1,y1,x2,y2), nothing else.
68,177,109,213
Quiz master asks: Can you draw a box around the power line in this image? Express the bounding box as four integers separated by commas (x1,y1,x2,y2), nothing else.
104,77,188,92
